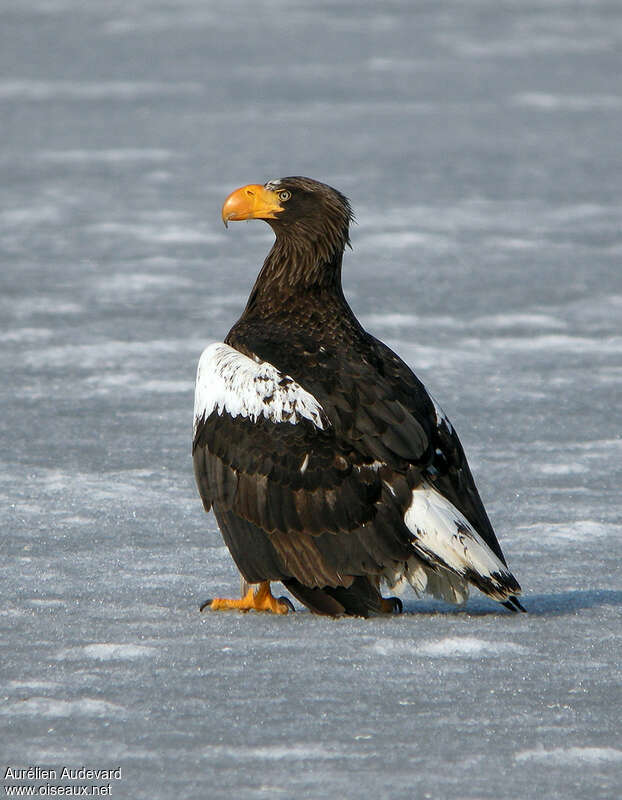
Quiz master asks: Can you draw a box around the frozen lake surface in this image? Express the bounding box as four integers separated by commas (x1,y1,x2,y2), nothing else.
1,1,621,798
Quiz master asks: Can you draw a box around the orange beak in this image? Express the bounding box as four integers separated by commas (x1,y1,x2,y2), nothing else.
221,184,285,227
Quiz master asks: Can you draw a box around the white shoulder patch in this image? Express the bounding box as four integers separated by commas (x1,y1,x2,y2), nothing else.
403,481,513,600
194,342,328,435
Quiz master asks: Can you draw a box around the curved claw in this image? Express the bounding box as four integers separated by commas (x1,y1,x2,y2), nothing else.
199,598,212,613
277,596,296,613
380,595,403,614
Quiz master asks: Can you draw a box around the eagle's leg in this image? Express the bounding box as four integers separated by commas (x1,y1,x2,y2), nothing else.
201,581,293,614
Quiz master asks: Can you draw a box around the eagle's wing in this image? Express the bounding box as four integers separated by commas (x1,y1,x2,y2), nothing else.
368,335,508,565
362,335,521,604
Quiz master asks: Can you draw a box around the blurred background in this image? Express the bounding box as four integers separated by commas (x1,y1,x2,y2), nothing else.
1,2,621,798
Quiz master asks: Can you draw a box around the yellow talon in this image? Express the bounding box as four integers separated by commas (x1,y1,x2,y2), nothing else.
204,581,292,614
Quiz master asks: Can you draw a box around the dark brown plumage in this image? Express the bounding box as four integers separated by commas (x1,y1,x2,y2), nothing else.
193,177,524,617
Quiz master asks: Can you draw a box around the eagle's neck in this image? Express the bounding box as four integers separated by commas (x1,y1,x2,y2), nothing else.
242,230,347,316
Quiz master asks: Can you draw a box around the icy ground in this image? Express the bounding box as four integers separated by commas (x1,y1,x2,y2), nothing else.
1,1,621,798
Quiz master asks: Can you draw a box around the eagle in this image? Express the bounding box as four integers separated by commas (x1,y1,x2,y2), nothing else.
192,176,524,617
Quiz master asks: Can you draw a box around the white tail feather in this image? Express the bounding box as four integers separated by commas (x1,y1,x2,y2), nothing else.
385,559,469,605
403,482,516,601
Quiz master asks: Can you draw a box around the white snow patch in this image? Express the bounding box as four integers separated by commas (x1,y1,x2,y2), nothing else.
25,743,157,763
478,334,622,354
513,93,622,111
517,520,618,542
60,515,96,526
37,148,176,163
82,373,193,397
446,33,611,58
472,312,567,331
103,10,219,35
484,236,540,250
7,297,84,318
27,598,65,608
7,680,59,690
388,340,494,371
205,744,341,761
1,697,124,717
418,637,527,658
360,231,452,250
515,746,622,764
88,222,220,244
361,312,419,328
536,462,585,476
0,327,53,343
0,205,62,225
57,643,156,661
94,272,192,294
141,379,194,394
361,311,566,335
370,637,525,658
0,80,202,101
370,639,413,656
23,337,205,370
23,466,172,509
571,438,622,452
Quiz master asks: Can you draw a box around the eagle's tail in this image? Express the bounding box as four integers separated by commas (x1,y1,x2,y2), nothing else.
403,481,524,609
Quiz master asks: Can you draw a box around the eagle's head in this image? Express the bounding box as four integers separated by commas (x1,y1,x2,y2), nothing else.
222,176,353,263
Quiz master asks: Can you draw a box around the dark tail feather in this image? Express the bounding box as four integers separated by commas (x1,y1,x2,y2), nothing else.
502,595,527,613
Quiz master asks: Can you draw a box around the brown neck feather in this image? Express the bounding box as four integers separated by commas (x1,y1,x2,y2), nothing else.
242,223,349,316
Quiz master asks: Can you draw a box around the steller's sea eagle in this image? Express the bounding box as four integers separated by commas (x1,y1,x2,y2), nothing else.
192,177,524,617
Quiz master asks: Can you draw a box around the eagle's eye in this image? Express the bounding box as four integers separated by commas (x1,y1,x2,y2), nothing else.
278,190,291,202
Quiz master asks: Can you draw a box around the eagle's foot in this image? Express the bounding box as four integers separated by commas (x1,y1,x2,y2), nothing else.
201,581,293,614
380,595,403,614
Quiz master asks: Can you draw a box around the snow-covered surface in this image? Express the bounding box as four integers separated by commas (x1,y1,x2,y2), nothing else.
1,1,621,798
